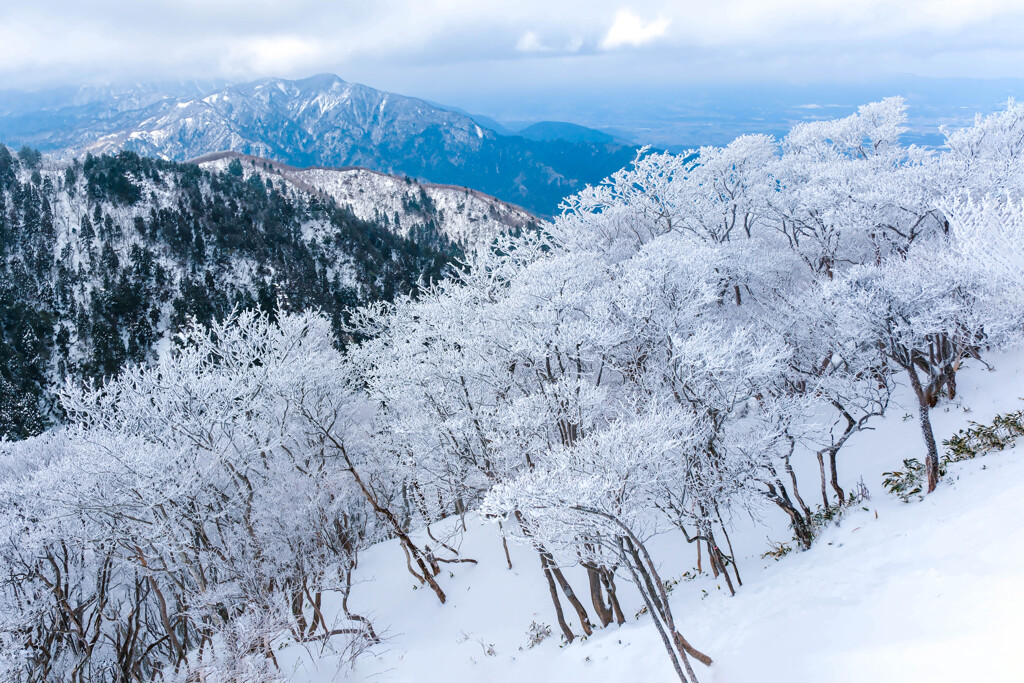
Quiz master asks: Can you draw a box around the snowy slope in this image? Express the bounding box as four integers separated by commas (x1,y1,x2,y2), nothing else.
277,348,1024,682
197,152,536,251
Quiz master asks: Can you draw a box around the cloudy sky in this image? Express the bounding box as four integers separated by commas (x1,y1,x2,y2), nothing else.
4,1,1024,88
3,0,1024,137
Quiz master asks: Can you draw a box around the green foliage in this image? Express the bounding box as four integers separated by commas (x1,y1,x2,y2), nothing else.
943,409,1024,460
883,407,1024,502
17,145,41,170
809,499,856,533
83,151,150,205
64,166,78,192
761,541,793,561
0,144,17,187
882,458,928,503
524,621,552,649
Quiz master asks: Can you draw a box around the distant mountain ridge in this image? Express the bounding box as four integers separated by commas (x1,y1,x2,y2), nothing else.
0,75,640,215
516,121,627,145
193,151,537,251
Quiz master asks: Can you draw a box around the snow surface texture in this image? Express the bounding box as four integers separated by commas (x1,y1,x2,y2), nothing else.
277,348,1024,682
198,153,535,251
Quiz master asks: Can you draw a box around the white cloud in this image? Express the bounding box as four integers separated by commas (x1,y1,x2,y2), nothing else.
517,31,587,53
601,9,670,49
221,35,329,76
515,31,547,52
2,1,1024,91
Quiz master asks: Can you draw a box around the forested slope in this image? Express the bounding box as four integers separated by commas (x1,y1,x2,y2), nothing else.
0,146,454,438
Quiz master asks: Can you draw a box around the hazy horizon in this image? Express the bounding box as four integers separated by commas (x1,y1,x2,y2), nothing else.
3,72,1021,149
3,1,1024,145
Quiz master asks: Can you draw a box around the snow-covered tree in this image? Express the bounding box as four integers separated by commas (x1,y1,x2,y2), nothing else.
0,309,378,680
483,408,714,683
8,95,1024,679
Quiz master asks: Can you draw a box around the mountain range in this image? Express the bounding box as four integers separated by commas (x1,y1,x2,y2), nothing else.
0,75,640,215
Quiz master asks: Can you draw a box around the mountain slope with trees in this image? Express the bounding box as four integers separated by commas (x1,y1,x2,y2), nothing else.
193,152,538,252
0,145,456,439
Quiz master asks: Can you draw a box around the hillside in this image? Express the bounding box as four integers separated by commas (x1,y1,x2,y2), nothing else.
279,347,1024,682
0,145,455,439
0,75,640,215
193,152,537,252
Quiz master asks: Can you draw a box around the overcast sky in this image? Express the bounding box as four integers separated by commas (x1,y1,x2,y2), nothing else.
3,0,1024,105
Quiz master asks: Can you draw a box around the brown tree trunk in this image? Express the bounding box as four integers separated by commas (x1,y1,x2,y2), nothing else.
498,520,513,570
616,537,688,683
706,540,719,578
783,442,812,522
706,531,735,596
674,631,714,668
906,362,941,493
290,585,308,639
625,535,711,681
341,566,378,643
601,569,626,625
764,480,813,550
539,551,574,643
549,563,593,636
714,507,742,588
816,450,830,509
322,431,448,603
828,447,846,505
585,563,614,627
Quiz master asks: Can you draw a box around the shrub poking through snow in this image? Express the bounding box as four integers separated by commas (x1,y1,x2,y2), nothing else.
525,621,553,649
761,542,794,561
943,409,1024,461
883,459,929,503
885,407,1024,502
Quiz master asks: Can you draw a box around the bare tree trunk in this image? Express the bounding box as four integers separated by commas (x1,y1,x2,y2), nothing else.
321,431,448,603
674,631,713,669
906,362,941,493
816,450,830,509
783,440,812,522
515,511,592,638
290,584,308,639
828,446,846,505
616,537,689,683
584,563,613,627
498,520,513,570
624,536,710,682
706,531,735,597
713,507,741,588
763,479,813,550
549,564,593,636
706,540,719,578
601,569,626,625
539,551,574,643
341,566,378,643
